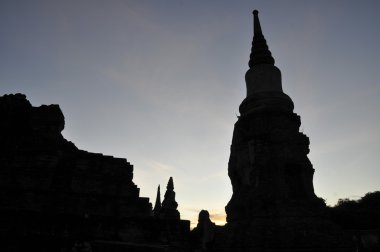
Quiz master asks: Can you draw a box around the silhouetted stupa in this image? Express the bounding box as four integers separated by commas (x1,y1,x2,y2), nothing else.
0,9,365,252
153,184,162,217
220,10,352,252
160,177,180,220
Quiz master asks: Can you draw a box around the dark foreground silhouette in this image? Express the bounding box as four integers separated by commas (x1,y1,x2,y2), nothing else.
1,10,379,252
0,93,189,252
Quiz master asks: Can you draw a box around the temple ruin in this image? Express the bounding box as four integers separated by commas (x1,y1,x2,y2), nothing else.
0,93,189,251
219,10,352,252
2,9,377,252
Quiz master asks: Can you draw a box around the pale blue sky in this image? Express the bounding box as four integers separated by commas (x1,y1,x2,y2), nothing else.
1,0,380,226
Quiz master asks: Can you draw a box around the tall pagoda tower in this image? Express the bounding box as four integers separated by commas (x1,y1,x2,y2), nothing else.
222,10,352,252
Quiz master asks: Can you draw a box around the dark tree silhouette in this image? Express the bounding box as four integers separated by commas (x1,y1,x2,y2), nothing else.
329,191,380,230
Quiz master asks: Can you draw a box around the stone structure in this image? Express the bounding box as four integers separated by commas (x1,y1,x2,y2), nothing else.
0,93,189,251
1,10,365,252
221,11,353,252
160,177,180,220
153,185,162,217
190,210,217,251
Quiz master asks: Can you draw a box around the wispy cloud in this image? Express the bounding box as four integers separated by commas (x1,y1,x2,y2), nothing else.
199,171,226,182
145,159,175,173
209,211,226,226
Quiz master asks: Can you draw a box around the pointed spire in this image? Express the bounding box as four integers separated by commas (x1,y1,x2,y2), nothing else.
253,9,263,37
248,10,275,68
153,185,161,215
161,177,180,219
167,177,174,191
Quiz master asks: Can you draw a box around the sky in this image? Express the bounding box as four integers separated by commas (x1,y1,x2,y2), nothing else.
1,0,380,227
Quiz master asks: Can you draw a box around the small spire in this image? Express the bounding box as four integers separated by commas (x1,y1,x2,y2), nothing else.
248,10,275,68
153,185,161,215
253,10,262,36
161,177,180,219
167,177,174,191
